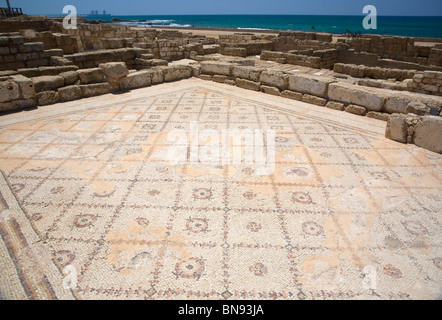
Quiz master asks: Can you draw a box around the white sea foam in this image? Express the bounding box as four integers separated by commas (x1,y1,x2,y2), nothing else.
237,27,270,31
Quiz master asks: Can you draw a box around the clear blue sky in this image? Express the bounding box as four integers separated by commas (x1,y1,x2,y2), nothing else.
8,0,442,16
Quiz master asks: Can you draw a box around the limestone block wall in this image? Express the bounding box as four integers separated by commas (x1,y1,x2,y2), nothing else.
0,35,51,71
407,71,442,95
344,35,442,67
63,48,145,69
334,63,416,80
0,74,36,113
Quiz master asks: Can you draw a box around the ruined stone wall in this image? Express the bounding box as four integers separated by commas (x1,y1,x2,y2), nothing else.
344,35,442,67
407,71,442,95
0,35,50,71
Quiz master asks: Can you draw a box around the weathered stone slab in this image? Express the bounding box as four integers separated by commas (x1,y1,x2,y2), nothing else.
32,75,65,92
163,66,192,82
0,80,20,102
98,62,129,79
325,101,345,111
60,71,79,86
259,71,289,90
78,68,105,84
281,90,303,101
10,75,35,100
385,114,408,143
288,74,334,97
261,85,280,96
58,85,82,102
328,83,386,112
37,91,59,106
302,94,327,106
235,78,261,91
232,66,265,82
413,116,442,153
119,70,152,90
367,111,390,121
80,83,110,97
200,61,233,76
345,104,367,116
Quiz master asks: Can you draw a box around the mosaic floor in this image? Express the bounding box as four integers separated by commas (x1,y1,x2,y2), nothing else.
0,79,441,300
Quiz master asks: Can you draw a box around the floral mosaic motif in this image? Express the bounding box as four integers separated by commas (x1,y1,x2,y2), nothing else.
93,189,116,198
193,188,213,200
370,172,390,180
73,214,97,228
148,189,161,196
242,168,255,176
31,212,43,221
243,191,256,200
50,186,64,194
174,257,205,280
433,257,442,270
136,217,150,227
310,137,322,142
401,220,429,236
302,221,324,236
246,222,262,233
320,152,332,158
249,263,268,276
275,137,289,143
185,217,209,234
141,124,156,130
283,166,312,178
156,167,169,173
55,250,76,267
11,183,24,193
292,192,313,204
383,264,403,279
343,137,358,144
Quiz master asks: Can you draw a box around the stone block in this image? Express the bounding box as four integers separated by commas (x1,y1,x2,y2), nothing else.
80,83,111,97
18,42,44,53
232,66,265,82
288,74,334,97
37,91,59,106
328,83,386,111
281,90,303,101
213,75,228,83
10,75,35,100
406,101,431,116
0,99,35,113
199,74,213,81
325,101,345,111
32,75,65,92
58,85,82,102
235,78,261,91
60,71,79,86
259,71,289,90
385,114,408,143
367,111,390,121
78,68,105,84
345,104,367,116
413,116,442,153
119,70,152,90
302,94,327,106
0,80,20,102
200,61,233,76
163,66,192,82
261,85,280,96
98,62,129,79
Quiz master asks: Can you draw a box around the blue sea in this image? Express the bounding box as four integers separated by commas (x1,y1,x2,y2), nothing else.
80,15,442,39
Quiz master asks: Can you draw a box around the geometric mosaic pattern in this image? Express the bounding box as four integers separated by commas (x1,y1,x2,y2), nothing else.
0,81,441,300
